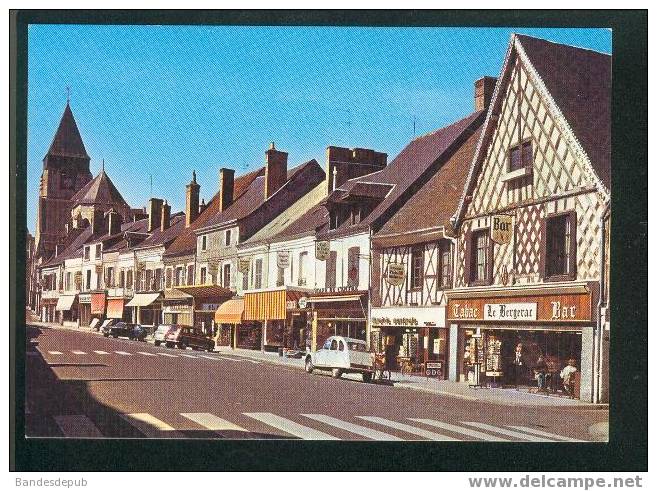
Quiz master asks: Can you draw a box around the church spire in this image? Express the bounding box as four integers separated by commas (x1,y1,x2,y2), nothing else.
45,101,90,160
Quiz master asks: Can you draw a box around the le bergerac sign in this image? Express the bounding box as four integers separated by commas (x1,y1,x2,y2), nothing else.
447,293,592,323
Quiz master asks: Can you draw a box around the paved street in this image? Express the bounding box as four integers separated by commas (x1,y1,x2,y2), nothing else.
25,325,608,442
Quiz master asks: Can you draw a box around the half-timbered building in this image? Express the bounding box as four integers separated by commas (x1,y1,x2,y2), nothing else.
448,35,611,402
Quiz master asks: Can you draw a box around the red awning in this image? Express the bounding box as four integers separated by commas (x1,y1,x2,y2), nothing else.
90,292,107,315
106,298,124,319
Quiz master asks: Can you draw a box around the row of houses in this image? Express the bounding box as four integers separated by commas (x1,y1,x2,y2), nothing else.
31,34,611,402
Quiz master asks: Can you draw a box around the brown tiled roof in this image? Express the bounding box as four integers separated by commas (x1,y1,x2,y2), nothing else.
102,219,149,253
163,167,264,258
134,212,187,250
71,170,129,208
45,103,90,159
318,110,485,239
515,34,611,189
375,125,483,244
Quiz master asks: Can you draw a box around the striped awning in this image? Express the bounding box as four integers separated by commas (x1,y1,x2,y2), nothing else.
214,298,244,325
55,295,77,311
244,289,306,321
91,292,106,315
106,298,125,319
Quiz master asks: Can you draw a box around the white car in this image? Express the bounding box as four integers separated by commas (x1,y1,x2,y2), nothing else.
153,325,173,346
304,336,374,382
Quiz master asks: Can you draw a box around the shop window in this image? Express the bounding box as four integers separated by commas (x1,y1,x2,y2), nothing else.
276,266,284,287
542,212,577,281
467,229,493,285
410,246,424,290
347,247,360,288
225,230,231,246
200,267,207,284
187,264,194,285
325,251,337,290
298,252,308,286
254,259,263,289
439,241,452,288
223,263,231,289
201,235,207,251
509,140,533,172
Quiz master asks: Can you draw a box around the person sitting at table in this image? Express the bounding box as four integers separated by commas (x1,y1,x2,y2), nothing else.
533,355,548,393
560,358,578,398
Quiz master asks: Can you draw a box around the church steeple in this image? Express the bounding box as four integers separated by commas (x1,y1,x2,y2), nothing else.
45,102,90,160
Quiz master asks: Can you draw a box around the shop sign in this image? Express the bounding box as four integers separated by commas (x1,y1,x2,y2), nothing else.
314,286,359,294
201,303,221,311
370,306,446,328
315,241,330,261
78,293,91,304
371,317,419,327
491,214,514,244
385,263,405,286
277,251,290,269
238,259,250,274
483,303,537,321
163,304,191,314
298,297,308,309
447,293,592,322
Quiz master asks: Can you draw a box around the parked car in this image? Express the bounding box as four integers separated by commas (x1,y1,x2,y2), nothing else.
166,325,214,351
100,319,118,337
109,321,147,341
304,336,374,382
153,325,175,346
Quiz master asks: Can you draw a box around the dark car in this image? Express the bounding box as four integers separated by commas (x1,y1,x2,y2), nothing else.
166,325,214,351
109,321,147,341
100,319,118,337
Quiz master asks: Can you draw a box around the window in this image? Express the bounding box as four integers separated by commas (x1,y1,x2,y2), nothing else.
223,263,231,288
84,246,90,260
106,267,114,287
544,213,576,280
339,340,345,351
126,269,133,289
174,267,183,287
254,259,263,289
330,340,338,350
96,270,101,290
155,268,162,290
347,247,360,288
66,272,72,291
276,266,284,287
225,230,232,246
410,246,424,290
187,265,194,285
325,251,337,290
145,270,153,291
298,252,308,286
468,230,491,285
166,268,172,288
200,267,207,284
243,263,250,291
350,206,360,225
119,270,125,288
201,235,207,251
95,244,101,259
439,242,452,288
509,141,533,172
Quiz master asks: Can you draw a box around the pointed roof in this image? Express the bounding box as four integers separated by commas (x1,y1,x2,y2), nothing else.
71,170,129,207
45,102,90,159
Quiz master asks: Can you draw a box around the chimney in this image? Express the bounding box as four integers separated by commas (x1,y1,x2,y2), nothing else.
199,198,208,215
107,209,123,235
92,208,106,235
185,170,200,227
325,146,388,193
264,142,288,199
219,168,235,212
148,197,164,232
475,76,497,112
160,200,171,231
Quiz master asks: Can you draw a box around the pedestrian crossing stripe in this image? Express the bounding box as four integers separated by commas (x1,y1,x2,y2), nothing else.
54,415,103,438
157,352,178,358
181,413,247,433
462,422,554,442
408,418,511,442
93,350,109,355
244,412,340,440
114,351,132,356
302,414,402,441
71,350,87,355
506,425,586,442
136,352,157,357
179,354,198,359
121,413,183,438
356,416,461,441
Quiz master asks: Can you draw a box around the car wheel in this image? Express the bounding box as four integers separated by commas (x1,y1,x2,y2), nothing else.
165,342,172,348
103,333,109,337
331,368,343,379
305,357,314,373
178,343,186,350
154,340,160,346
362,372,373,383
113,335,118,338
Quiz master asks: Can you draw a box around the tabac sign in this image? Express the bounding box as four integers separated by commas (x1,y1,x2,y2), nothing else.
315,241,330,261
385,263,406,286
490,214,514,244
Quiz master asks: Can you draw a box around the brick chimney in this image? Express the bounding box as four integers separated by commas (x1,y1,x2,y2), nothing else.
148,197,164,232
107,209,123,235
92,208,106,235
160,200,171,231
219,168,235,212
264,142,288,199
185,170,200,227
326,146,388,193
475,76,497,112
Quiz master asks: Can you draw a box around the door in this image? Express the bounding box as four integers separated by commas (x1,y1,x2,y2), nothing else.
325,338,340,367
315,338,333,367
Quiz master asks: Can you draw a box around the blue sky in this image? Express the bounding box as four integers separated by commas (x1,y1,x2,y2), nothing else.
27,26,611,233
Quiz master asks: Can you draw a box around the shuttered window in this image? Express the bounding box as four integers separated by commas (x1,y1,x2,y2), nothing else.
254,259,263,289
325,251,337,289
347,247,360,288
187,265,194,285
410,246,423,290
440,242,452,288
543,212,577,281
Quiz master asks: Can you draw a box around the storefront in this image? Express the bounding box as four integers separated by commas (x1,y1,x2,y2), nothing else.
214,298,245,348
41,298,58,323
90,292,107,322
55,295,78,325
243,288,310,352
106,297,132,323
126,292,162,328
175,284,233,336
446,285,596,400
161,289,193,326
78,293,92,326
370,305,448,377
307,289,368,351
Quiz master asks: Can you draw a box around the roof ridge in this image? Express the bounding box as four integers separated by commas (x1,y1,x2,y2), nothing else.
513,32,611,57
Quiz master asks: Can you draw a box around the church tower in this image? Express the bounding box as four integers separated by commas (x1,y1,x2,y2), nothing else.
34,101,93,260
